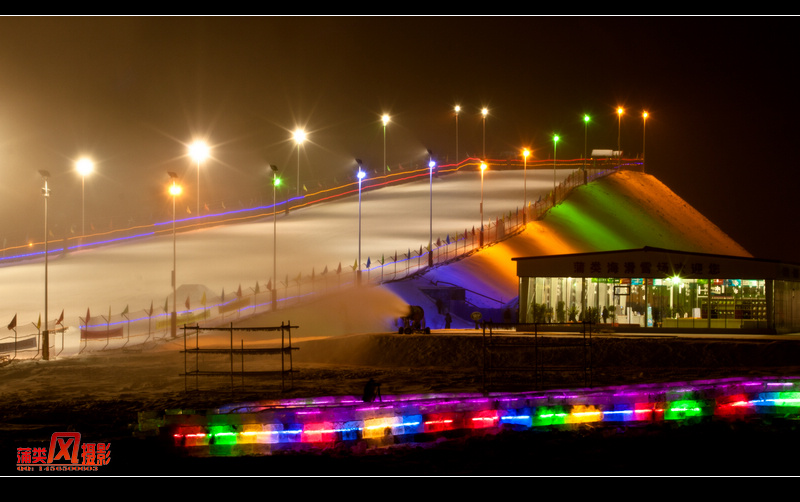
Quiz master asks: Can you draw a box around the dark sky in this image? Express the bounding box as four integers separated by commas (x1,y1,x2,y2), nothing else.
0,16,797,263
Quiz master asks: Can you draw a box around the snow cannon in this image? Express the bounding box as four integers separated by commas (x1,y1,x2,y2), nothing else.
398,305,430,334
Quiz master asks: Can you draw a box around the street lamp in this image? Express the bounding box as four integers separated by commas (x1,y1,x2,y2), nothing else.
168,172,182,338
583,114,590,170
617,107,624,165
189,141,209,217
481,107,488,159
76,158,93,236
522,149,530,224
553,134,559,206
382,114,390,176
39,170,51,360
454,105,460,163
356,159,366,285
428,150,435,267
479,161,487,246
293,128,306,198
270,165,280,311
642,111,648,173
583,114,591,184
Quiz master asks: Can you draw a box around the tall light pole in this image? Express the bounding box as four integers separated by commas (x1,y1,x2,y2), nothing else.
617,107,624,165
583,114,590,170
356,159,366,285
382,114,390,176
642,111,648,173
481,107,488,159
454,105,460,163
76,158,93,236
583,114,591,184
39,170,51,360
269,165,280,311
189,141,209,217
479,161,487,246
168,172,181,338
553,134,559,206
428,150,435,267
293,128,306,198
522,149,530,224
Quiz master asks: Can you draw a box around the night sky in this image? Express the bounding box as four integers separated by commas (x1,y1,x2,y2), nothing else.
0,16,796,263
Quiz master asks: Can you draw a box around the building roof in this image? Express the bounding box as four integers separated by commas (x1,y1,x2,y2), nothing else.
513,247,800,281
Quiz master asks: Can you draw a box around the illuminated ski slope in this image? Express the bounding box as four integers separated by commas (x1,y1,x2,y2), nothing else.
0,168,572,327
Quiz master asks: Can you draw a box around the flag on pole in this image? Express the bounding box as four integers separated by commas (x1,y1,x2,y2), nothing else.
236,284,242,297
254,282,260,294
352,259,357,271
185,296,190,310
267,279,272,291
37,314,41,331
366,257,371,268
337,262,342,274
321,265,328,276
7,314,16,330
201,292,206,307
148,301,154,317
57,309,64,325
221,288,225,302
86,308,91,325
121,305,129,316
163,297,169,313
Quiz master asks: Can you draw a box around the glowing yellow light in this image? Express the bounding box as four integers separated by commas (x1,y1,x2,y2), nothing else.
189,141,209,162
643,111,649,119
480,162,487,172
481,107,488,117
76,158,93,176
293,129,306,145
454,105,460,113
169,183,182,196
382,114,390,126
523,149,530,158
617,107,624,116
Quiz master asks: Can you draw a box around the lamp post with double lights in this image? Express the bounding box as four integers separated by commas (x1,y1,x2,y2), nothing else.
428,150,435,267
39,170,51,360
76,158,93,236
189,141,209,217
168,172,181,338
479,161,487,247
382,114,390,176
270,164,280,311
356,159,366,285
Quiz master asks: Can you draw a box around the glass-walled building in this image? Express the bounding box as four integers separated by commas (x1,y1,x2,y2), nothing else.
514,247,800,334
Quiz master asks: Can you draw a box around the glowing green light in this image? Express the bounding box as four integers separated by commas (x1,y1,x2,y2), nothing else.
584,114,590,123
273,177,281,187
553,134,559,143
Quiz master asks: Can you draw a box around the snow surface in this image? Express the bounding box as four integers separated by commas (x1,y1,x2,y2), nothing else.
0,169,569,331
